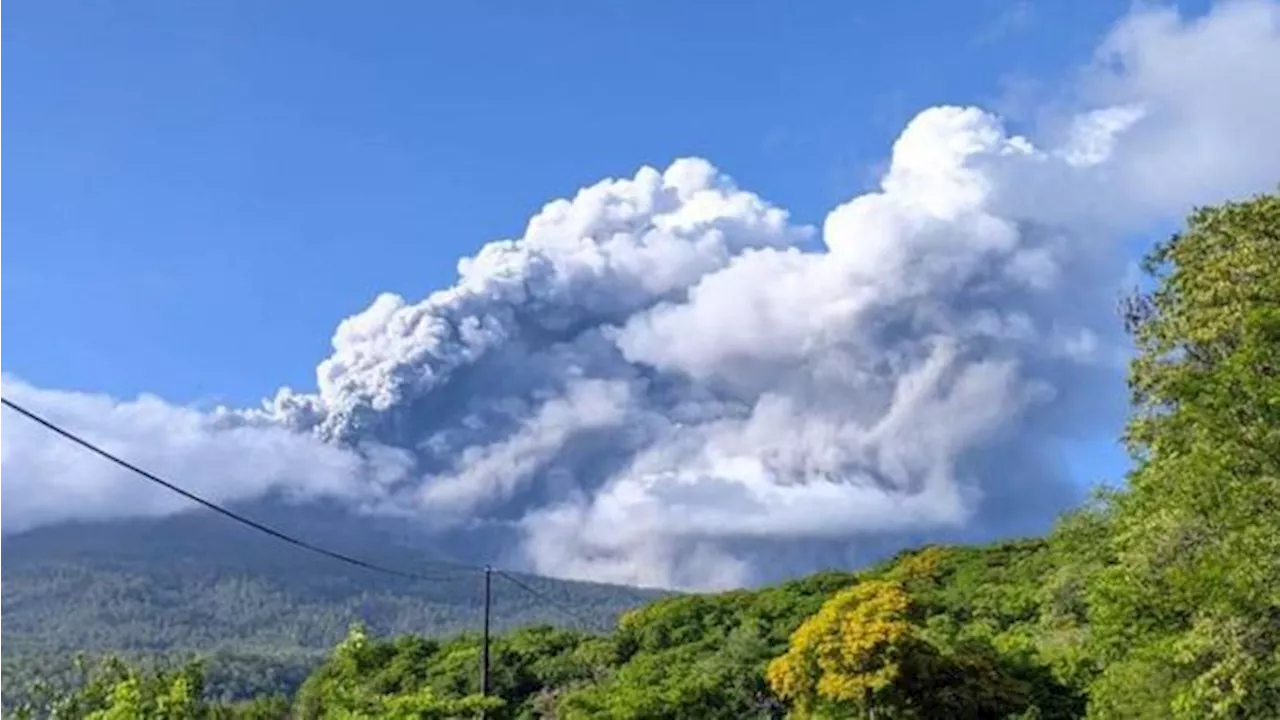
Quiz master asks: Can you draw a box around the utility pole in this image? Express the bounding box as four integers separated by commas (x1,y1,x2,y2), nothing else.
480,565,492,704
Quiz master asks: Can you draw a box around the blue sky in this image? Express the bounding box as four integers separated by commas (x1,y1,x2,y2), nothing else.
4,0,1152,407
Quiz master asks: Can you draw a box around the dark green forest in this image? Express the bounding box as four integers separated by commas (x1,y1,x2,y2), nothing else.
5,192,1278,718
1,504,663,712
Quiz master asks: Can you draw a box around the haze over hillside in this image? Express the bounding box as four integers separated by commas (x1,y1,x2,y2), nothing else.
1,500,663,652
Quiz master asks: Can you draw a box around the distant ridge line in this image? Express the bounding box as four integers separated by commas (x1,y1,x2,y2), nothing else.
1,394,602,623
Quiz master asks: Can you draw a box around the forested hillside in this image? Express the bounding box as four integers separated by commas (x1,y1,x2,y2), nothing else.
14,539,1084,718
7,192,1278,718
0,502,664,712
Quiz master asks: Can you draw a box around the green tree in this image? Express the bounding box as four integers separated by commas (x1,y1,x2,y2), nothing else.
1089,191,1280,718
295,624,503,720
12,656,213,720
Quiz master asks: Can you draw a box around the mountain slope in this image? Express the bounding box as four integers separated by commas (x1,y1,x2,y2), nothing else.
0,501,664,660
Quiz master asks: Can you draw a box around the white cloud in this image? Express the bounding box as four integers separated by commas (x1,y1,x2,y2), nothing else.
3,0,1278,589
1084,0,1280,217
0,377,411,532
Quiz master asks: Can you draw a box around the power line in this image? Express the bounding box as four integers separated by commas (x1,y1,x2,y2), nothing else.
5,394,629,699
495,570,596,630
1,397,471,584
5,395,633,632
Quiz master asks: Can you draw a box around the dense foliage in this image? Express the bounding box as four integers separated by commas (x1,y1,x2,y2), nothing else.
1086,191,1280,717
10,540,1086,718
8,655,292,720
6,192,1276,717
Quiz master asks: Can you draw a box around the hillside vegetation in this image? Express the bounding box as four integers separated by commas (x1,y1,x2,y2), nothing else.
8,191,1278,718
14,540,1083,719
1,502,664,711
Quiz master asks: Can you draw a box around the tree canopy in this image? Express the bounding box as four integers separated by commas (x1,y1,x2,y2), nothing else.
1088,191,1280,718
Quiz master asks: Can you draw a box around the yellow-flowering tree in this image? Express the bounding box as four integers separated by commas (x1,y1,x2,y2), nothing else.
766,580,931,717
766,579,1041,719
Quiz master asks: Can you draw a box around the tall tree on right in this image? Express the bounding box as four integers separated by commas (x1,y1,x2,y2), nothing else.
1087,191,1280,718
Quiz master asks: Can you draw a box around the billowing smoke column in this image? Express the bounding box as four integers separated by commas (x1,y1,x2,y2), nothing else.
4,0,1279,589
248,107,1132,588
